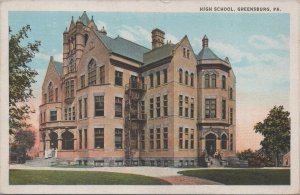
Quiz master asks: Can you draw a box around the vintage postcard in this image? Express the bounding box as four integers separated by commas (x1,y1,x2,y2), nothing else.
0,0,299,194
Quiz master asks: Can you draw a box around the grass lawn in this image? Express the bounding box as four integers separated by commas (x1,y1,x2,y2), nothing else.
178,169,290,185
10,169,170,185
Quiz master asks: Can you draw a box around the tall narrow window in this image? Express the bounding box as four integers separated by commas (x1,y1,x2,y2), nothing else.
70,80,74,97
163,95,168,116
100,66,105,84
40,113,42,123
150,98,154,118
149,74,154,88
95,96,104,116
72,106,75,120
222,99,226,119
88,59,97,86
205,99,216,118
230,88,233,99
156,96,161,117
183,48,186,57
222,75,226,89
190,73,194,87
185,71,189,85
179,127,183,149
115,97,123,117
140,100,145,115
64,108,67,120
80,75,85,88
84,97,87,118
140,130,145,150
79,129,82,149
50,110,57,121
191,98,194,118
115,128,123,149
185,96,189,117
156,128,161,149
179,95,183,116
79,99,82,119
55,88,58,102
187,49,190,58
179,69,183,83
163,127,168,149
94,128,104,149
68,107,71,120
221,134,227,149
44,112,46,123
84,129,88,149
163,69,168,84
190,129,194,149
205,74,210,88
211,74,216,88
185,128,189,149
230,134,233,151
150,129,154,149
156,71,160,86
230,108,233,125
48,82,53,103
84,34,89,46
65,81,70,98
115,71,123,86
44,94,47,104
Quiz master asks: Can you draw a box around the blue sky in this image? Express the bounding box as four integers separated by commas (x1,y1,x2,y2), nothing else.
9,12,290,150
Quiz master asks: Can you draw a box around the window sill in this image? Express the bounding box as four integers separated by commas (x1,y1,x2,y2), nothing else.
93,148,105,150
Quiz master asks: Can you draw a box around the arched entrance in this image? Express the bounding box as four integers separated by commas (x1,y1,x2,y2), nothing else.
49,131,58,149
205,133,216,156
62,131,74,150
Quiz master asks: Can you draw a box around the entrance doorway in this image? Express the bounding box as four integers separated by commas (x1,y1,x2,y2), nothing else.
205,133,216,156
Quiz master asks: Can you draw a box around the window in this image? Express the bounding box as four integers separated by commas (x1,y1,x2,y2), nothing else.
185,96,189,117
84,129,88,149
84,34,89,46
94,128,104,149
187,49,190,58
222,99,226,119
156,71,160,86
205,99,216,118
156,128,161,149
179,69,183,83
191,98,194,118
55,88,58,102
70,80,75,97
62,131,74,150
185,71,189,85
79,99,82,119
230,88,233,99
140,130,145,150
68,107,71,120
115,97,123,117
140,100,145,115
163,127,168,149
88,59,97,85
150,129,154,149
179,95,183,116
115,128,123,149
44,111,46,123
179,127,183,149
50,110,57,121
44,94,47,104
149,74,154,88
115,71,123,86
79,129,82,149
205,74,210,88
69,59,75,73
80,75,85,88
185,128,189,149
149,98,154,118
190,73,194,87
190,129,194,149
72,106,75,120
163,69,168,84
230,108,233,125
222,75,226,89
40,113,42,123
48,82,54,103
156,96,160,117
64,108,67,120
95,96,104,116
230,134,233,151
221,134,227,149
100,66,105,84
211,74,216,88
84,98,87,118
163,95,168,116
65,81,70,98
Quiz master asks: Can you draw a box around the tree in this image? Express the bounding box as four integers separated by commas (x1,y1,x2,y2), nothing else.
9,25,41,134
237,148,273,167
10,130,35,163
254,106,290,167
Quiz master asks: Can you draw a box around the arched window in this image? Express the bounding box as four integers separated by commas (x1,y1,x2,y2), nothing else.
48,82,53,103
179,69,183,83
222,75,226,89
49,132,58,149
221,134,227,149
88,59,97,85
62,131,74,150
211,74,216,88
190,73,194,87
205,74,210,88
230,88,233,99
185,71,189,85
84,34,89,46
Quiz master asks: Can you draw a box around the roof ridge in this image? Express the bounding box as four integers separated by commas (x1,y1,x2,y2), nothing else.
115,36,150,51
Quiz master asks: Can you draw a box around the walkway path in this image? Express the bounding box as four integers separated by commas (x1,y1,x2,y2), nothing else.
159,175,222,185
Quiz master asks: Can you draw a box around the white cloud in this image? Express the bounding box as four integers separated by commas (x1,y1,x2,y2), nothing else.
248,34,289,51
118,29,136,42
35,52,62,62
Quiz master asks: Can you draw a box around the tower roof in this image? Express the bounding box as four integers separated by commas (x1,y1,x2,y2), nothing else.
79,11,90,25
197,35,220,60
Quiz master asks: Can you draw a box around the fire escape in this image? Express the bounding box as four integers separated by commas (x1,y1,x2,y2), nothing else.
124,77,147,166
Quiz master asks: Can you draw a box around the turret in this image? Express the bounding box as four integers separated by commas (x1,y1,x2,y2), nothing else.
151,28,165,49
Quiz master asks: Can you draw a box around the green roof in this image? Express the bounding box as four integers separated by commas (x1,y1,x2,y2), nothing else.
53,61,63,76
196,47,220,60
143,43,175,65
79,11,90,25
95,31,150,63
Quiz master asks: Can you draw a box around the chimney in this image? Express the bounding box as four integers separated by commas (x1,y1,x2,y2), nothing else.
202,35,208,48
151,28,165,49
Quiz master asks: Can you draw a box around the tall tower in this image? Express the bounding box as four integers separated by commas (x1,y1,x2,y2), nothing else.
151,28,165,49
